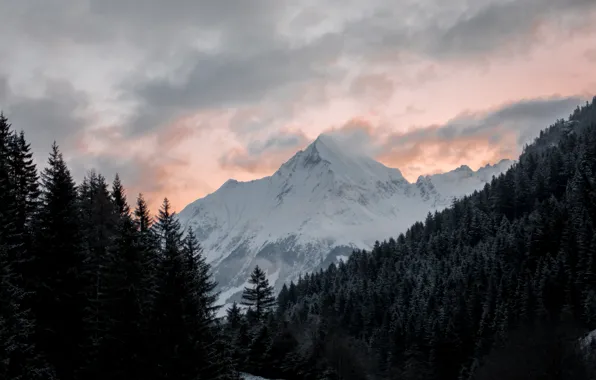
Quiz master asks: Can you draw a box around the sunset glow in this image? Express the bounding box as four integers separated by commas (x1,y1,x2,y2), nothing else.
1,0,595,211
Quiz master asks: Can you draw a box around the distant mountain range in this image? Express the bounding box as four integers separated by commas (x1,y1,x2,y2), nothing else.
177,134,513,309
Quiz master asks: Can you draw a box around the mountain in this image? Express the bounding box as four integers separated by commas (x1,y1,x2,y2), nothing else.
246,98,596,380
177,134,513,306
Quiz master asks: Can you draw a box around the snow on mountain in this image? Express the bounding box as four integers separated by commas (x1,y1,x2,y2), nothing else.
177,134,513,310
421,159,513,200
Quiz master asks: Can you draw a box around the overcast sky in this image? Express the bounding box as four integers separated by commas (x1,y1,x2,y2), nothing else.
1,0,595,211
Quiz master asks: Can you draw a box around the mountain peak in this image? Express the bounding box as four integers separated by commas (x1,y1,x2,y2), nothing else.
277,133,349,174
276,133,405,183
304,133,345,164
454,164,473,173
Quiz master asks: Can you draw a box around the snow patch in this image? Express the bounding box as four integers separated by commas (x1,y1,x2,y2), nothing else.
581,329,596,350
240,373,281,380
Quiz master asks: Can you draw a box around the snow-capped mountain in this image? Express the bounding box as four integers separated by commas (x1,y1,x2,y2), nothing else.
177,134,513,308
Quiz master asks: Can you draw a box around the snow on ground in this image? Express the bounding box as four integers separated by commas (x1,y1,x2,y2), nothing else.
581,329,596,349
240,373,279,380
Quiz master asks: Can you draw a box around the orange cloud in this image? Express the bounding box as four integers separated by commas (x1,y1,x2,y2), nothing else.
377,131,518,181
75,113,217,214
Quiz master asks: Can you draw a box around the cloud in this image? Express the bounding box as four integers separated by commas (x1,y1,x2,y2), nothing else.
71,114,213,212
219,130,309,174
349,73,395,103
2,79,90,160
213,95,588,182
375,96,586,179
1,0,594,211
124,32,345,136
342,0,596,60
585,48,596,62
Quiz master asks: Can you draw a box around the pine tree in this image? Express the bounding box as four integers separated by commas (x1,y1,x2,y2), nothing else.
78,171,120,378
226,302,243,330
151,198,198,379
97,176,158,379
0,114,54,379
133,193,153,234
183,228,219,321
277,283,290,315
8,130,39,272
241,266,276,321
111,174,129,216
132,193,159,314
32,142,85,380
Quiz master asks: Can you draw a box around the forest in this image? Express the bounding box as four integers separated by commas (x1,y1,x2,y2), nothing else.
1,97,596,380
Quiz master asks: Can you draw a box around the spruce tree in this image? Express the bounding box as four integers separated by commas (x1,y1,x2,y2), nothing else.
151,198,196,379
132,193,159,313
78,171,120,378
183,228,219,321
33,142,85,380
0,114,54,379
103,175,149,379
131,193,160,379
226,302,243,330
241,266,276,321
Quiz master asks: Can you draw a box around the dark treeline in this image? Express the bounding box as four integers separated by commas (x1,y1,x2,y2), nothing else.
0,113,239,380
224,98,596,379
3,98,596,380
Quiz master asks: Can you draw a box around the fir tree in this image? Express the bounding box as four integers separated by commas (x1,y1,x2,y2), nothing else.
0,114,54,379
151,198,203,379
183,228,219,321
241,266,276,321
32,142,85,380
226,302,243,330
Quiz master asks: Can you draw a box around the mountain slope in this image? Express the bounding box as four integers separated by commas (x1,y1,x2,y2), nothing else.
255,97,596,380
178,134,513,304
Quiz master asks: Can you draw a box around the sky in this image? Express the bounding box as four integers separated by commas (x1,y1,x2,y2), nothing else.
1,0,595,212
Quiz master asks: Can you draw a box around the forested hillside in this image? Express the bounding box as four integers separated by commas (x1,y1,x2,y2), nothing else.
0,114,239,380
225,98,596,380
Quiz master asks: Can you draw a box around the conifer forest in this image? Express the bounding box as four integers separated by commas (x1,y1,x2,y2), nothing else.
2,98,596,379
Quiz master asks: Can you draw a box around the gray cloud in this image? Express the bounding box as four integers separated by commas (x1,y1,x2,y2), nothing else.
1,0,594,194
119,0,596,139
218,130,309,173
2,79,89,160
343,0,596,59
246,131,309,157
0,76,8,102
0,0,283,49
384,95,586,152
127,33,344,135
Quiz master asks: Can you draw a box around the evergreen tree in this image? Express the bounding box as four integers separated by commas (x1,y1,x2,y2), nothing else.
183,228,219,321
132,193,159,313
241,266,276,321
226,302,243,330
95,175,148,379
0,114,53,379
78,171,120,378
32,142,85,380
